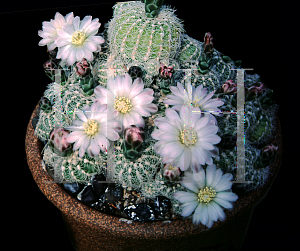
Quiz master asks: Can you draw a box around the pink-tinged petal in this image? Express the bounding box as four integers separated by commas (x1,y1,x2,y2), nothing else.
56,45,71,60
131,112,145,128
199,125,219,136
129,82,144,100
72,16,80,31
181,201,199,217
106,129,120,141
57,28,72,38
84,19,100,37
157,121,177,134
151,129,164,140
142,103,158,113
190,154,201,173
74,109,87,122
91,35,105,44
154,140,166,153
96,133,109,151
65,125,84,132
199,148,213,165
179,106,191,128
76,48,85,61
82,137,90,150
165,108,180,123
167,142,184,159
122,113,135,129
67,50,76,65
159,133,179,142
131,106,151,117
73,135,87,150
169,85,183,98
79,15,92,31
194,115,210,132
132,92,154,105
65,131,85,143
197,141,214,150
79,145,86,157
190,146,205,165
90,139,100,156
47,42,57,51
182,147,192,170
200,135,221,145
65,12,74,24
84,41,97,52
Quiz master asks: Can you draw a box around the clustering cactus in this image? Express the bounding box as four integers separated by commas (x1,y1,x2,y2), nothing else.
35,1,280,221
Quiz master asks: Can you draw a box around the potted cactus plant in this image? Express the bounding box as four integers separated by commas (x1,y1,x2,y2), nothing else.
25,1,282,250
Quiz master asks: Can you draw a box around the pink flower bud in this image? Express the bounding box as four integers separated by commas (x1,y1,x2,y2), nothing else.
76,58,90,77
222,80,237,94
204,32,214,54
163,164,181,181
49,127,72,156
247,82,267,98
159,63,174,80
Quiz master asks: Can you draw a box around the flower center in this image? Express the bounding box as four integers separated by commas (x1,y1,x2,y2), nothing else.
197,187,216,204
83,119,99,136
72,31,86,46
114,97,132,114
187,95,203,107
180,128,198,146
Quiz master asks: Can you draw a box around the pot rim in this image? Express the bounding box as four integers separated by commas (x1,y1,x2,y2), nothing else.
25,103,282,238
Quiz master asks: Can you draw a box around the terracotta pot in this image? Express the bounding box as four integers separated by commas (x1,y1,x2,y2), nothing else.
25,103,282,251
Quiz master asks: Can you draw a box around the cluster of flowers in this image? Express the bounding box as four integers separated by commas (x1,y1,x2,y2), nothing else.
39,12,238,228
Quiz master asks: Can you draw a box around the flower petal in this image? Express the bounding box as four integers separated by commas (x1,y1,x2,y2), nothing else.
181,201,199,217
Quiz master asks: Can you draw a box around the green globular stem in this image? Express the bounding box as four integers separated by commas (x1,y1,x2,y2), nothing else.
249,117,268,142
144,0,164,18
80,77,98,96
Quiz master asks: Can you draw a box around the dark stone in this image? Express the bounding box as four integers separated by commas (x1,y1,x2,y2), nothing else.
91,174,107,197
78,185,99,206
152,196,172,219
63,182,85,197
124,203,155,222
105,184,123,204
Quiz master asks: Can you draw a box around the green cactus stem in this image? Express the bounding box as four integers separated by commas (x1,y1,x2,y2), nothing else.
80,77,98,95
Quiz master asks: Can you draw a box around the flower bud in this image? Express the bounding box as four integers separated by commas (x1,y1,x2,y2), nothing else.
204,32,214,54
163,164,181,181
49,127,73,157
246,82,267,99
159,63,174,80
76,58,90,77
222,80,237,94
122,125,145,161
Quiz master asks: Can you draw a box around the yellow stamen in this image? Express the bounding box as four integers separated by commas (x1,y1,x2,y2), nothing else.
197,187,216,204
83,119,99,137
114,97,132,114
180,129,198,146
72,31,86,46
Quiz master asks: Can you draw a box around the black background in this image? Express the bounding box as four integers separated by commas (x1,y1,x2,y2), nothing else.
3,0,298,250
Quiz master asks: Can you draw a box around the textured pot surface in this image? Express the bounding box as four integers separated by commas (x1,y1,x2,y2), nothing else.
25,104,282,251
